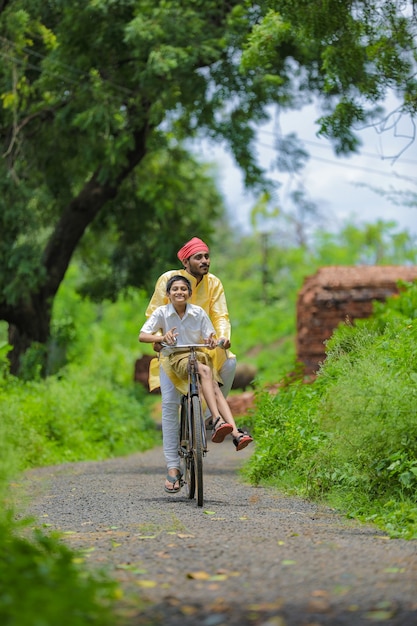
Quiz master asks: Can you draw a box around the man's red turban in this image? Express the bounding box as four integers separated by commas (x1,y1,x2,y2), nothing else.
177,237,209,261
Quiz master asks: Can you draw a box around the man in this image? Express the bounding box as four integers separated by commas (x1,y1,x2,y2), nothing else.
145,237,237,492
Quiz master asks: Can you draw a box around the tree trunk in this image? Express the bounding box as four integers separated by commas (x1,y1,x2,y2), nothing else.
4,125,149,376
7,294,52,376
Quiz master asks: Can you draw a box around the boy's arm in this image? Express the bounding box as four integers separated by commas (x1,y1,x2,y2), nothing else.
139,331,160,344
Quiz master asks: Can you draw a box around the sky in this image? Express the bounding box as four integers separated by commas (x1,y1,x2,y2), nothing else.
197,102,417,238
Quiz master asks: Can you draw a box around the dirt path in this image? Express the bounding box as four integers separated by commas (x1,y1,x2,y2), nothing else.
18,441,417,625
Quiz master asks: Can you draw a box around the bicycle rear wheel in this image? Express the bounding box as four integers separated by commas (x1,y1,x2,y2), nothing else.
179,397,195,499
191,394,204,507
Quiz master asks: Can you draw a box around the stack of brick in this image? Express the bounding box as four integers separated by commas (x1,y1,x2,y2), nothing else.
296,265,417,375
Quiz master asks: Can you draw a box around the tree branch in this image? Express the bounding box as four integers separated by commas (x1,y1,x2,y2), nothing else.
41,124,149,299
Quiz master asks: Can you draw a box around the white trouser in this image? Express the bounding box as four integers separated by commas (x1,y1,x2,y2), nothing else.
160,357,237,470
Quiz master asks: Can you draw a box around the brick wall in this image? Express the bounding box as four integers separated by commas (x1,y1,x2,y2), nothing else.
296,266,417,375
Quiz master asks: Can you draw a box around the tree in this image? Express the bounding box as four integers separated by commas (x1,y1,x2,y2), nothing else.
1,1,417,375
240,1,417,155
0,0,263,374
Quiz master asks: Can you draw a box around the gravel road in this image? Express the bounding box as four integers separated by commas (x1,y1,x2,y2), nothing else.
19,439,417,626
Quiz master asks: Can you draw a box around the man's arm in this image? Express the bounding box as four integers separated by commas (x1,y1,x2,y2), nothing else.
145,273,170,318
208,277,231,342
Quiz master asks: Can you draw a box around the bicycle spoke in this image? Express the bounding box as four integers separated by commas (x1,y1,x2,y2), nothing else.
192,395,204,507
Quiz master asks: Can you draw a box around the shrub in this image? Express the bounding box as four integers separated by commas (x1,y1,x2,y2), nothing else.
246,282,417,538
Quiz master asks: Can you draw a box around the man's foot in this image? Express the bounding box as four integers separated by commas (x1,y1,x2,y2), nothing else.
233,429,253,451
164,469,183,493
211,417,233,443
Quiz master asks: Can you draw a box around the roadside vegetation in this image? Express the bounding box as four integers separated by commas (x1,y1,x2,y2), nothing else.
245,280,417,540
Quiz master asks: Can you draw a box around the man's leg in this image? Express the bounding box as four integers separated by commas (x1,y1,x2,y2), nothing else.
159,366,181,470
219,356,236,398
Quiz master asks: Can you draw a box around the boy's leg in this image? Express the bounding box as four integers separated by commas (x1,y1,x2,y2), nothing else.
159,366,181,470
205,356,236,425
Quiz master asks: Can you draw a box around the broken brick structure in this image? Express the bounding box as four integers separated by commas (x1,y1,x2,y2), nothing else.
296,265,417,375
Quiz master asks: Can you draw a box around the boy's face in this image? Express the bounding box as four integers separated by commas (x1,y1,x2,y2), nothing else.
168,280,191,304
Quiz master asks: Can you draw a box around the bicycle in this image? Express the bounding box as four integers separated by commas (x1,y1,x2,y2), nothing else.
172,344,208,507
164,341,225,507
161,339,226,507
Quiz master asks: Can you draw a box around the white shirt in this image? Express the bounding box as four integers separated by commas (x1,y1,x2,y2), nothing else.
140,303,215,353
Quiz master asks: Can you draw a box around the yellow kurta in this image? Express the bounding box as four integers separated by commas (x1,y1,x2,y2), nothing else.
145,269,235,391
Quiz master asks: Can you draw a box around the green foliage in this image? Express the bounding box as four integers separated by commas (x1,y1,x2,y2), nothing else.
0,369,158,469
246,377,325,485
314,221,417,266
0,520,118,626
246,281,417,538
240,1,417,151
0,263,160,469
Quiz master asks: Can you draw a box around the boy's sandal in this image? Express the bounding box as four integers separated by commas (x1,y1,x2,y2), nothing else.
233,429,253,451
164,471,183,493
211,417,233,443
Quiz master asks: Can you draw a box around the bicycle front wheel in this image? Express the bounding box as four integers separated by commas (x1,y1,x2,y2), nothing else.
180,397,195,500
191,394,204,507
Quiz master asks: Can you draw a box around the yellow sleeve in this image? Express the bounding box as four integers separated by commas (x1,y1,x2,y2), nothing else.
207,276,231,340
145,272,171,318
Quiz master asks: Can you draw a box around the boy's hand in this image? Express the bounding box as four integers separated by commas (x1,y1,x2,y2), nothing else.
205,333,217,349
163,327,178,345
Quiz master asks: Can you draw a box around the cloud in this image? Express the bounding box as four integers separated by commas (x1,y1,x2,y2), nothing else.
196,103,417,236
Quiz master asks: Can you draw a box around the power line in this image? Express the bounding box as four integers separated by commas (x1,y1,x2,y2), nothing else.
257,140,417,181
257,127,417,165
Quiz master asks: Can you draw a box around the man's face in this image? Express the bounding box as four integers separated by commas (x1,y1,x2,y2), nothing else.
183,251,210,279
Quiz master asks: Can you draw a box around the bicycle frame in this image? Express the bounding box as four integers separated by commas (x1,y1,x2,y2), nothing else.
173,344,208,507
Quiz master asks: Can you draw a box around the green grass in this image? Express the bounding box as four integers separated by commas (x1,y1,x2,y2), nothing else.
246,281,417,539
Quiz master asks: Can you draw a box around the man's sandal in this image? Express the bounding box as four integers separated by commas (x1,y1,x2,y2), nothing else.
233,429,253,451
211,417,233,443
164,471,183,493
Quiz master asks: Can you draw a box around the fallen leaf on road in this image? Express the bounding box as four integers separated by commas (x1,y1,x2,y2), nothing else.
180,605,199,616
307,598,331,613
364,610,394,621
383,567,405,573
136,580,158,588
136,535,157,539
187,571,211,580
155,551,171,559
247,601,284,611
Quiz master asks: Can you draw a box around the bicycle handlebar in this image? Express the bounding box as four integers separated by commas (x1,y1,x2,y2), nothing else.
161,341,225,349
